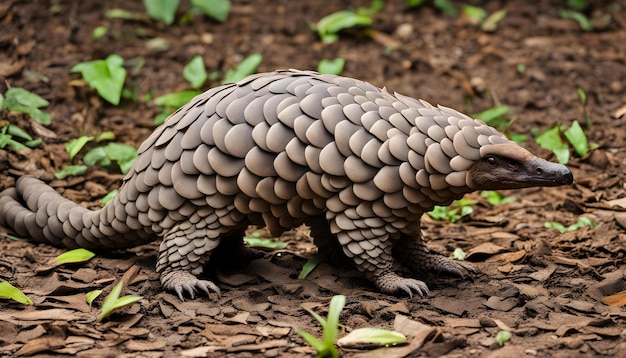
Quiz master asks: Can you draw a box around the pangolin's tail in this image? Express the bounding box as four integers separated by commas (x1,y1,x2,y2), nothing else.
0,176,150,249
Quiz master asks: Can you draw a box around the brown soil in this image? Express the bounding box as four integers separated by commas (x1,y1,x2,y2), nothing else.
1,0,626,357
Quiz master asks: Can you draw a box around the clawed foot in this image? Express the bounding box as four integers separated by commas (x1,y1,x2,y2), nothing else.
161,271,221,301
374,271,430,298
428,255,478,279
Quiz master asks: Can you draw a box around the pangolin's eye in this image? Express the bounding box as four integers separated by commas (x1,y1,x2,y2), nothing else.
486,156,497,166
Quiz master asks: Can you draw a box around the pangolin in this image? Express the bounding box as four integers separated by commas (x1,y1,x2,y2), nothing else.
0,69,573,300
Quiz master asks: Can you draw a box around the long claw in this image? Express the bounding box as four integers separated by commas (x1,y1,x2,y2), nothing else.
161,271,221,301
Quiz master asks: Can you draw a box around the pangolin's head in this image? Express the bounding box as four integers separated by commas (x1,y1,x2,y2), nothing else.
402,100,573,200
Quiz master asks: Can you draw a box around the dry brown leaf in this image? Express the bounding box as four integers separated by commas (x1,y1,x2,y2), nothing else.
612,104,626,118
486,249,526,264
606,197,626,209
601,290,626,306
465,242,506,261
125,340,166,351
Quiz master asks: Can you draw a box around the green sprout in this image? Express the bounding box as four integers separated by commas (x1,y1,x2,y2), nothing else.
312,0,382,43
86,290,103,307
71,54,127,106
0,281,33,305
317,58,345,75
98,280,142,321
496,330,512,346
544,217,595,234
183,55,208,89
298,255,324,279
55,248,96,265
222,53,263,84
143,0,231,24
481,191,516,205
428,199,476,223
298,295,345,358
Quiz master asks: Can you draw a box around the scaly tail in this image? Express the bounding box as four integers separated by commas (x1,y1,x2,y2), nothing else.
0,176,152,249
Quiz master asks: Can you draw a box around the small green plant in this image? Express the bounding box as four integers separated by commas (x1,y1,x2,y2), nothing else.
462,5,507,31
56,132,138,179
92,26,108,39
183,55,208,89
481,190,516,205
98,280,142,321
428,199,476,223
1,87,52,125
472,105,525,143
71,54,127,105
243,231,286,250
298,295,345,358
312,0,382,43
143,0,231,24
222,53,263,84
101,189,118,206
298,255,324,279
0,281,33,305
535,120,595,164
496,330,512,346
55,248,96,265
0,87,51,151
317,58,345,75
452,247,466,260
86,290,103,307
544,216,595,233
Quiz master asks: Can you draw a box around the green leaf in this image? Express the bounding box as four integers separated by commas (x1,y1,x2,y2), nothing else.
86,290,102,307
577,87,587,105
453,247,466,260
98,281,142,320
71,54,127,106
7,125,33,141
191,0,231,23
407,0,425,7
559,10,592,31
496,330,512,346
472,105,512,130
101,189,117,206
222,53,263,84
0,281,33,305
66,135,95,160
298,255,323,279
324,295,345,347
83,146,110,167
544,221,567,233
143,0,180,25
315,11,372,43
183,55,208,89
563,121,589,156
536,125,570,164
482,9,506,32
3,88,52,125
297,330,326,353
568,0,588,10
461,5,486,24
317,58,345,75
105,8,140,20
5,87,49,108
481,190,516,205
154,90,201,108
54,165,88,179
103,142,137,174
434,0,458,17
93,26,108,39
55,248,96,265
338,327,407,347
243,237,286,250
0,92,4,109
96,131,115,142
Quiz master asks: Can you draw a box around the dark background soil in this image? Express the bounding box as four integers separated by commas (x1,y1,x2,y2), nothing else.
1,0,626,356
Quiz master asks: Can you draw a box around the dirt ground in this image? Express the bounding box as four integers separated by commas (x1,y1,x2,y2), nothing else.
1,0,626,356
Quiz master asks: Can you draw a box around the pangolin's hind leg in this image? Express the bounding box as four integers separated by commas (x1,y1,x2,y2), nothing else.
334,226,430,298
157,227,221,301
393,233,477,280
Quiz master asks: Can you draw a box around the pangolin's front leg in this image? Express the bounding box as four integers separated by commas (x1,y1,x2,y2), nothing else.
394,233,477,279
